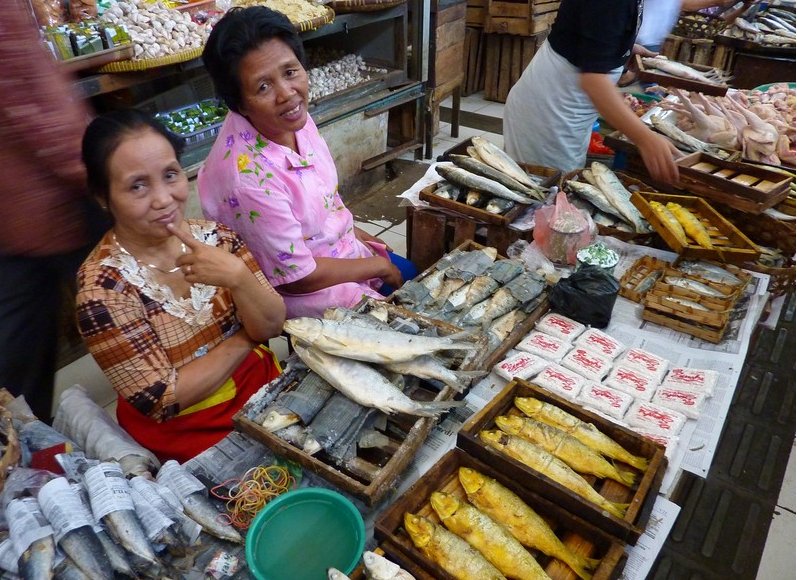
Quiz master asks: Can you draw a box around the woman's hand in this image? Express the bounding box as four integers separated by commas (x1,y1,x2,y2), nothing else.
354,226,394,252
378,257,404,289
168,223,249,288
637,131,681,185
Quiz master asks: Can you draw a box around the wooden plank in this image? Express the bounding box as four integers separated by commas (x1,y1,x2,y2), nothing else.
466,6,485,25
474,28,486,93
435,1,467,25
436,17,467,50
434,44,467,87
409,210,449,271
497,34,513,102
457,379,668,543
483,34,499,100
488,0,531,18
510,35,523,87
521,33,536,69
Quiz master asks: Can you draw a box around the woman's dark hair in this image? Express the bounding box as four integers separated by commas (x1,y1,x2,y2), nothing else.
82,108,184,203
202,6,305,114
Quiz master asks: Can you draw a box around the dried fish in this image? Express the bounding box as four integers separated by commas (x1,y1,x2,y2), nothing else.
449,154,545,200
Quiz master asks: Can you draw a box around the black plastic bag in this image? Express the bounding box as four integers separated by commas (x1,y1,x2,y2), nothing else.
549,266,620,329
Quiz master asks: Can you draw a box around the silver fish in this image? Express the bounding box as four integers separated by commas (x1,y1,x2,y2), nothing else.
466,190,488,207
420,269,446,296
664,276,726,297
327,569,351,580
449,154,544,200
458,298,492,327
129,476,202,547
663,296,710,311
293,342,465,417
384,355,486,393
58,527,114,580
472,136,541,190
275,423,322,455
590,163,651,233
94,530,136,579
582,168,597,186
461,276,501,310
641,56,729,84
18,536,56,580
435,183,461,201
485,198,516,214
53,557,91,580
634,270,662,293
262,408,300,432
102,510,163,575
675,260,743,286
650,115,716,154
283,318,477,365
436,165,535,205
466,145,483,160
566,180,628,223
363,550,416,580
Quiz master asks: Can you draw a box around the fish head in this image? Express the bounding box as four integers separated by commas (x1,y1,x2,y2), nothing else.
514,397,542,416
261,410,298,433
457,467,486,495
495,414,522,435
327,568,350,580
429,492,460,520
283,318,324,342
478,429,507,448
403,513,434,548
363,551,399,577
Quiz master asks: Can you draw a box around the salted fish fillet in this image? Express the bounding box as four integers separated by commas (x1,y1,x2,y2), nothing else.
293,341,465,417
283,317,477,364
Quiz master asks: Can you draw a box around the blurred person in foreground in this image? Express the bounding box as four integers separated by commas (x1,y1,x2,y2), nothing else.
199,7,417,319
0,0,96,420
502,0,681,184
76,110,285,462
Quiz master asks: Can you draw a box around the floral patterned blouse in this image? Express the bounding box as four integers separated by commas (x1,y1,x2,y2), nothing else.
198,112,384,318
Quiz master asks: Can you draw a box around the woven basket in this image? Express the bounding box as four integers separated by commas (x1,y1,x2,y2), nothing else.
560,169,659,243
97,46,204,72
717,206,796,296
329,0,405,13
673,13,728,40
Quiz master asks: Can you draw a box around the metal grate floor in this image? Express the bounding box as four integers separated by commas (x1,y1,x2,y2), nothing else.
651,293,796,579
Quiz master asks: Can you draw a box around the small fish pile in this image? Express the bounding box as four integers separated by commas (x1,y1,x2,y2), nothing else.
640,56,731,86
393,246,547,349
563,162,651,234
432,137,549,215
1,457,242,580
724,6,797,46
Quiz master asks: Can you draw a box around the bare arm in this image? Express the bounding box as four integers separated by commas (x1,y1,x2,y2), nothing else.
581,73,680,184
280,255,402,294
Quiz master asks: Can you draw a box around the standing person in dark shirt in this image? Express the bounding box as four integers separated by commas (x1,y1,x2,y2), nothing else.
503,0,680,183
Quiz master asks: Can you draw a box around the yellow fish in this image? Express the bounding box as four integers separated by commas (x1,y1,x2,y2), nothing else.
403,513,506,580
429,492,550,580
495,415,637,487
666,202,714,249
479,430,628,520
458,467,599,580
649,201,689,246
514,397,649,471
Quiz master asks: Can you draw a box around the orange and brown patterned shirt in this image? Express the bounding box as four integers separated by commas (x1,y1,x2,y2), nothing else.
76,220,268,422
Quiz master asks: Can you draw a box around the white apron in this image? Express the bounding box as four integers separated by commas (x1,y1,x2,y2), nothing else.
503,40,622,173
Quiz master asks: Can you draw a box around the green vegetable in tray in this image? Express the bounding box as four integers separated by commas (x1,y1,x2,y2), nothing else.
577,242,619,269
155,99,229,137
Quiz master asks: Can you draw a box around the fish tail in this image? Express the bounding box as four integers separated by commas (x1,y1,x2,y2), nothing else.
623,454,650,471
616,466,638,487
570,555,601,580
449,370,488,392
604,499,630,519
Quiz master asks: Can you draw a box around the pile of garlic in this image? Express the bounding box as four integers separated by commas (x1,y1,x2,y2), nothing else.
307,53,387,102
101,0,208,60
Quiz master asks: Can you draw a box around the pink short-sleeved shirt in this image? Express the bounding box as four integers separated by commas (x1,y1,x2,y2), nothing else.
198,112,384,318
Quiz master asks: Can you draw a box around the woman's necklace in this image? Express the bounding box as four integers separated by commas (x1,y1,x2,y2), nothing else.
113,233,186,274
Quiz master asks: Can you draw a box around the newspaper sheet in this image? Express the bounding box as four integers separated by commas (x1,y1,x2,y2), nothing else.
621,496,681,580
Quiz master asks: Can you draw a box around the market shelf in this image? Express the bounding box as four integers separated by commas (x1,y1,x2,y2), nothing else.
650,293,796,579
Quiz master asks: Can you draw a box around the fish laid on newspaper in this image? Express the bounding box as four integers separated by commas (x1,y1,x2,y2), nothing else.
514,397,649,470
430,492,550,580
293,342,465,417
675,260,743,286
362,550,416,580
283,318,477,364
458,467,598,580
403,513,507,580
663,276,726,297
495,415,637,486
479,430,629,519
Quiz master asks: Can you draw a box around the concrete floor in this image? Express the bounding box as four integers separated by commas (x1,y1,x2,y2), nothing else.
52,91,795,578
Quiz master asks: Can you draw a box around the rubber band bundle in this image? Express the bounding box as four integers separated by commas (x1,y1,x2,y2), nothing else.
210,465,294,529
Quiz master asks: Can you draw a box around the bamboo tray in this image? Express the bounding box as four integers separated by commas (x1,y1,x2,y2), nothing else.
61,44,134,73
676,151,792,213
635,54,729,96
457,379,667,544
618,255,671,303
419,184,524,226
560,168,659,242
631,191,761,264
375,448,628,580
233,305,483,506
97,46,203,72
641,308,729,344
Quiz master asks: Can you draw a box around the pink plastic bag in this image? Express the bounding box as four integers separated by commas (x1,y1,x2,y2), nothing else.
534,190,595,265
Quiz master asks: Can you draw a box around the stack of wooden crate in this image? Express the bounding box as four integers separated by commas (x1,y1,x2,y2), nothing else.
481,0,558,102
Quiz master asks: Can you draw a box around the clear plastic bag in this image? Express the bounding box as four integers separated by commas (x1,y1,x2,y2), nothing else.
533,190,596,265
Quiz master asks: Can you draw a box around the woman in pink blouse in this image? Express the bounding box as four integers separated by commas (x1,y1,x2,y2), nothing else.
199,7,416,318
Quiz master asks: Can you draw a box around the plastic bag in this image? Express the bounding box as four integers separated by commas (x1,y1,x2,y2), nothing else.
549,265,620,328
506,240,560,284
534,190,595,265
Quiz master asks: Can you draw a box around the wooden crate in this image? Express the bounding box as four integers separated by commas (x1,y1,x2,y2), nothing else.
375,448,628,580
431,0,467,89
641,308,728,344
485,0,558,36
618,255,671,303
676,151,792,213
463,26,486,95
661,34,735,72
466,0,486,26
631,191,761,264
635,54,729,97
420,184,525,225
457,379,668,543
483,31,545,103
233,306,482,506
